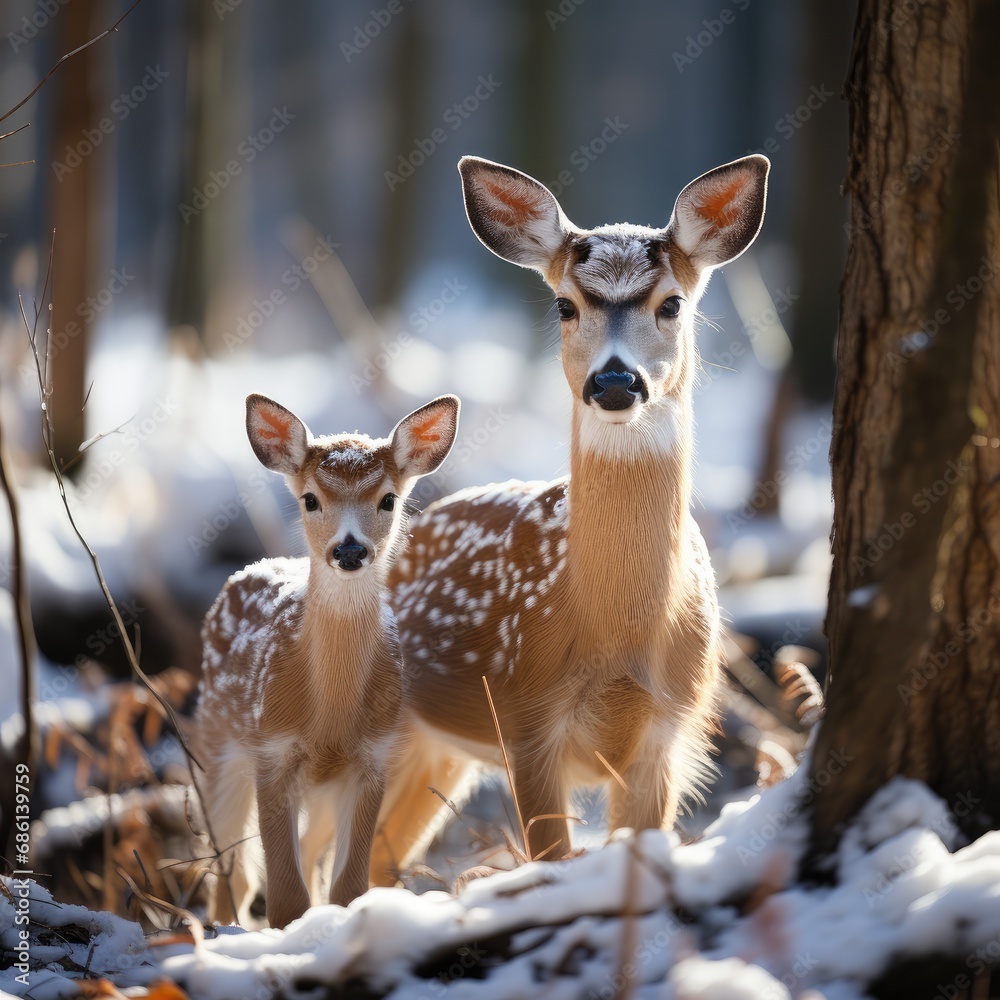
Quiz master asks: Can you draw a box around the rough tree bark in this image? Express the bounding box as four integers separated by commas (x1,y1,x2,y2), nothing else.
808,0,1000,861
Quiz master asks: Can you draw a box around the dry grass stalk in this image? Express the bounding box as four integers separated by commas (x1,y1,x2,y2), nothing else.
481,674,529,857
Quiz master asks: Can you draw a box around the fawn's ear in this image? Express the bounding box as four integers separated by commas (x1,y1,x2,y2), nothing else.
246,394,310,476
391,395,460,482
667,155,769,271
459,156,574,273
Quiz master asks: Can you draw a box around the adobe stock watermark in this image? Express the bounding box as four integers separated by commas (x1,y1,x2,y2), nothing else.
672,0,751,72
699,285,799,392
7,0,69,53
407,405,512,507
852,456,969,573
189,471,270,554
340,0,411,62
213,0,246,20
897,589,1000,704
879,0,931,37
72,398,181,502
737,747,854,863
224,235,340,351
18,267,136,387
587,921,683,999
51,66,169,181
384,75,501,192
350,277,466,393
846,126,960,238
932,931,1000,999
862,791,981,908
545,0,587,30
727,416,834,530
758,952,820,1000
885,255,997,372
745,84,835,158
178,106,296,223
544,117,629,198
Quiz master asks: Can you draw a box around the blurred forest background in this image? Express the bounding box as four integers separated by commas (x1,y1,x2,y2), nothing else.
0,0,854,911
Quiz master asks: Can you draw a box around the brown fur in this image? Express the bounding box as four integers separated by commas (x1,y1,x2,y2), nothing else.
195,395,458,927
371,156,768,876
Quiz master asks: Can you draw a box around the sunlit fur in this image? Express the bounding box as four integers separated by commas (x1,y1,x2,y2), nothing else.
372,155,768,876
195,396,458,927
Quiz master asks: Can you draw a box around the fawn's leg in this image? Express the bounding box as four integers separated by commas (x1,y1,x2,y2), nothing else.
329,771,385,906
301,791,337,904
256,770,310,929
200,751,256,925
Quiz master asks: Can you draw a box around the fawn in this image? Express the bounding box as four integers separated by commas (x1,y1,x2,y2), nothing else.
195,392,459,927
371,154,769,877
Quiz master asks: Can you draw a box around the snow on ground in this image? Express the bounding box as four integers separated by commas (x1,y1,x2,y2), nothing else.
3,766,999,999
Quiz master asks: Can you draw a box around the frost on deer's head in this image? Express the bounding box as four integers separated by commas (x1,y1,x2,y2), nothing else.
459,154,769,449
246,394,460,579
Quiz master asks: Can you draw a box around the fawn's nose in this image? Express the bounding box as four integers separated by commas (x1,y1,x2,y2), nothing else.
583,356,648,411
330,534,369,572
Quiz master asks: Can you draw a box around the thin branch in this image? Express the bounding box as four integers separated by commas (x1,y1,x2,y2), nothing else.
0,0,147,126
21,243,203,774
61,417,134,474
0,124,30,141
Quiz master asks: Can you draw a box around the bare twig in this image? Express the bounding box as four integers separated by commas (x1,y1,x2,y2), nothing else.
117,869,204,942
0,0,148,126
20,238,202,774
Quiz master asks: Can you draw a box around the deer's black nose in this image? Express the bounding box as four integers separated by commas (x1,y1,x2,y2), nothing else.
583,356,648,411
331,535,368,571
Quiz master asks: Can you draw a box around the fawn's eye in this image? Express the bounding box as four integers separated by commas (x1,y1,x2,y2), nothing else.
556,298,577,321
379,493,396,512
659,296,681,320
302,493,319,512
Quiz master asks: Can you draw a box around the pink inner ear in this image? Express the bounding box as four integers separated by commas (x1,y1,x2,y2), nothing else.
406,412,443,458
695,175,747,229
484,179,543,227
256,408,291,444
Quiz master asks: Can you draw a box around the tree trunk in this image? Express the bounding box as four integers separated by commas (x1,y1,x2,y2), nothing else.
47,0,101,473
808,0,1000,863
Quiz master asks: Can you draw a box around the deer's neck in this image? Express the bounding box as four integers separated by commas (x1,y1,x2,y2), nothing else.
299,565,387,707
567,396,694,641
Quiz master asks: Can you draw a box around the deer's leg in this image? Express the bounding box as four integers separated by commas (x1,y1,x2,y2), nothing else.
609,750,672,835
514,750,569,862
256,770,310,929
369,748,474,886
301,790,337,904
201,750,256,925
329,771,385,906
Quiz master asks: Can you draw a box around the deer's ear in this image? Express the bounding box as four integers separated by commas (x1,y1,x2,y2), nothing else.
391,395,460,482
668,155,769,271
246,394,310,476
459,156,573,273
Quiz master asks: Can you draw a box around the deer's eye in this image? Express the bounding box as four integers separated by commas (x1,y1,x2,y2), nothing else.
556,298,577,321
659,296,681,319
302,493,319,512
379,493,396,512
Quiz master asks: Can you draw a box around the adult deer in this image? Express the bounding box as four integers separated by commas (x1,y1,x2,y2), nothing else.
374,154,769,876
196,393,459,927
